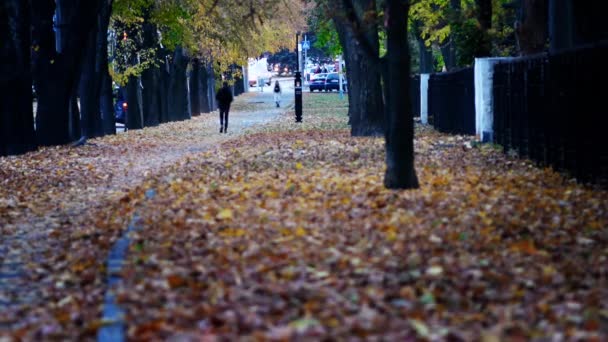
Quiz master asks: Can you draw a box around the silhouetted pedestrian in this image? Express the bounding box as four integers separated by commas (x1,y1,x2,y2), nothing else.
273,81,282,107
215,82,233,133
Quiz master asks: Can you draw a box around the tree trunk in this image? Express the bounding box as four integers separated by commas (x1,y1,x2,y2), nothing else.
99,0,115,135
441,0,460,70
200,62,211,113
383,0,419,189
79,29,102,139
100,67,116,135
168,47,190,121
419,40,434,73
32,0,100,146
126,73,144,129
332,0,385,137
515,0,548,55
440,40,456,70
333,19,355,126
412,20,434,73
159,54,171,123
207,62,217,111
475,0,492,30
79,0,112,139
68,94,80,141
141,65,162,126
138,20,160,127
0,0,36,156
474,0,492,57
189,58,202,116
548,0,573,53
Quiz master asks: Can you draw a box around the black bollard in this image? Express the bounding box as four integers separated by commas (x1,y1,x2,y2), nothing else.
295,71,302,122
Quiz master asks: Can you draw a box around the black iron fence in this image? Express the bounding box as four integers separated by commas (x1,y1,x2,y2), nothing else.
410,75,420,117
428,67,475,134
493,43,608,184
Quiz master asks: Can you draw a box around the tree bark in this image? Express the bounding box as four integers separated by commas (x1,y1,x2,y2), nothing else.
31,0,101,146
79,1,111,139
440,40,456,70
441,0,461,70
99,0,115,135
141,65,162,126
475,0,492,30
515,0,548,55
412,20,433,73
333,19,355,127
207,62,217,111
189,58,202,116
0,0,36,156
332,0,385,137
383,0,419,189
159,53,171,123
141,22,161,127
200,62,212,113
68,94,80,140
126,72,144,129
100,66,116,135
474,0,492,57
168,47,191,121
548,0,573,53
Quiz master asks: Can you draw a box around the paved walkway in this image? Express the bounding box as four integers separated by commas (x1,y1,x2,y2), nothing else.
0,82,294,335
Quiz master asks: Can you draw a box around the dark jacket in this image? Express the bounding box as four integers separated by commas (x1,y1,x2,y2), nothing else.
216,86,233,109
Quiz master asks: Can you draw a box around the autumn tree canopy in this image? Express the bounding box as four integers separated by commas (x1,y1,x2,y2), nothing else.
110,0,307,83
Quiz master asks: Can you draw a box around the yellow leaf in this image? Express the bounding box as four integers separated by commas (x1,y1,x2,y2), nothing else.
509,240,537,254
295,226,306,237
426,265,443,276
295,162,303,169
217,209,233,220
409,319,430,338
386,229,398,241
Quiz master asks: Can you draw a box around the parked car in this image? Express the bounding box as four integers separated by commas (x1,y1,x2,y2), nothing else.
323,73,347,92
309,73,327,92
115,100,127,124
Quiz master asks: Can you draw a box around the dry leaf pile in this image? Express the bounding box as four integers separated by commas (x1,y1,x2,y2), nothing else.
0,93,273,340
115,97,606,340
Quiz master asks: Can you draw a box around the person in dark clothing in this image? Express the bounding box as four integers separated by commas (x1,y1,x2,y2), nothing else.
273,81,282,107
215,82,234,133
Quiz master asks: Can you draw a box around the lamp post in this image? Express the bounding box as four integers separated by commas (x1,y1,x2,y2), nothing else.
294,31,303,123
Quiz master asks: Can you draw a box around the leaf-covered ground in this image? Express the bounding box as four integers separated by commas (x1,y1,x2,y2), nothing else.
1,92,607,340
0,91,283,340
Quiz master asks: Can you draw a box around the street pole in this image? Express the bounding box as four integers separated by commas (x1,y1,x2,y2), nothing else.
303,35,307,84
294,32,303,122
338,54,344,99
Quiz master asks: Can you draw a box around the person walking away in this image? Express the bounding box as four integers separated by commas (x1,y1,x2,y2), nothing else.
273,81,282,107
215,82,233,133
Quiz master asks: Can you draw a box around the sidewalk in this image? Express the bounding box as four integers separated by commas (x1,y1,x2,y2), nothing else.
0,89,293,338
